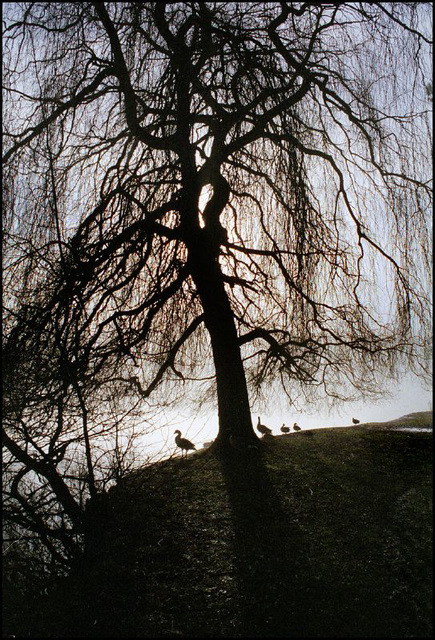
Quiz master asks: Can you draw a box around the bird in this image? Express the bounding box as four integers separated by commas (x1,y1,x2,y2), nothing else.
293,423,301,431
280,423,290,433
174,430,196,458
256,416,272,437
352,418,360,425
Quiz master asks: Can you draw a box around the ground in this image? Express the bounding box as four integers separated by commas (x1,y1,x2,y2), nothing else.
3,412,433,637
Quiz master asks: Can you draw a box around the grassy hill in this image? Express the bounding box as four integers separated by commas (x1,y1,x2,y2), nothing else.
4,413,432,638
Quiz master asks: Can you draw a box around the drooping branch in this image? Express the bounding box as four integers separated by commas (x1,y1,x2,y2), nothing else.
93,2,177,151
2,429,83,527
109,313,206,398
2,69,112,164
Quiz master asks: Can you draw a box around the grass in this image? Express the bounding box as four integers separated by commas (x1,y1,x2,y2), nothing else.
3,413,432,638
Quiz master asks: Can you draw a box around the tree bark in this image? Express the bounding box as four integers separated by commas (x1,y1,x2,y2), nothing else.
187,230,256,447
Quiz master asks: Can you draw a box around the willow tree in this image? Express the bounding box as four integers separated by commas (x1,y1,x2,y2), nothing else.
3,2,432,451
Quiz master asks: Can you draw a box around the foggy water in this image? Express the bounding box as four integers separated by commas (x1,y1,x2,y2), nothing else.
390,426,432,433
135,372,432,461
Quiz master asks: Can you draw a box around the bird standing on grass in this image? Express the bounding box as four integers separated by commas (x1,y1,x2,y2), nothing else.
352,418,360,425
174,430,196,458
293,423,301,432
280,424,290,433
257,416,272,437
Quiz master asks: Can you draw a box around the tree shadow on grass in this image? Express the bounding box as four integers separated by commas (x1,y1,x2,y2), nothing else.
216,433,433,638
217,441,322,638
32,457,216,638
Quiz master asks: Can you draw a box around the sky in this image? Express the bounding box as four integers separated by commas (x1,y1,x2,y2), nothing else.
138,370,432,462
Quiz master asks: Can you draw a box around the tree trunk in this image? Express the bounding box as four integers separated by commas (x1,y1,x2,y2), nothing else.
187,232,256,447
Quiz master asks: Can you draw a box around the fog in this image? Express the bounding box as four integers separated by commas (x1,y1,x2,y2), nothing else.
139,372,432,461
